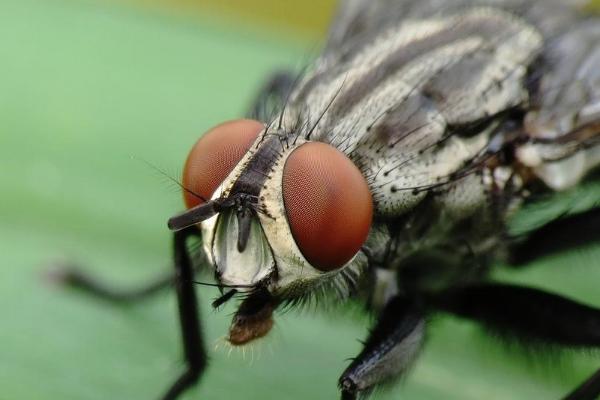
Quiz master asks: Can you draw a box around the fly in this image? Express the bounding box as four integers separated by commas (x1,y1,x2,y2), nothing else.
54,0,600,399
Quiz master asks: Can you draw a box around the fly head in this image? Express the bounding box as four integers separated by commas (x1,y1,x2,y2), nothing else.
168,118,374,343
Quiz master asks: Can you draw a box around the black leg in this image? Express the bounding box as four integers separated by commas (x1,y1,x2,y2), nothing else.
47,263,173,303
339,295,425,400
564,368,600,400
430,283,600,400
247,70,297,122
161,227,207,400
430,283,600,346
509,207,600,265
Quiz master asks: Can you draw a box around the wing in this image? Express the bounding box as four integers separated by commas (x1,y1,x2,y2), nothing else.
519,18,600,190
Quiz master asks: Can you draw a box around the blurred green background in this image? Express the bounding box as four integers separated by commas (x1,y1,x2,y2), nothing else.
1,0,599,399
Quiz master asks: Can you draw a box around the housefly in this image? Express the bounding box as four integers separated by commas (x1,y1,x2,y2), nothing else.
55,0,600,398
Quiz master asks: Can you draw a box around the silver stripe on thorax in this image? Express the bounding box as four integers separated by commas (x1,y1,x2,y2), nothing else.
281,8,542,216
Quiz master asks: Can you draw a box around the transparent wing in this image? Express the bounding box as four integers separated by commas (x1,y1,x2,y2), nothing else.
521,18,600,190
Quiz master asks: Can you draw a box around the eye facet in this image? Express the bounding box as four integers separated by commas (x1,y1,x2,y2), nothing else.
282,142,373,271
182,119,263,208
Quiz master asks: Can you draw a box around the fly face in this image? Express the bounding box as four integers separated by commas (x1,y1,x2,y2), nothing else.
168,118,373,341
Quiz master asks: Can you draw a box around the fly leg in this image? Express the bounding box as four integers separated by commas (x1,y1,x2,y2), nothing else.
48,264,173,302
52,228,207,398
161,227,206,400
247,70,297,122
509,207,600,266
430,283,600,400
564,369,600,400
47,229,205,303
338,295,425,400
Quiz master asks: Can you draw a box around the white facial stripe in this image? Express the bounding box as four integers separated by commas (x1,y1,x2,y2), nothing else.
256,137,324,290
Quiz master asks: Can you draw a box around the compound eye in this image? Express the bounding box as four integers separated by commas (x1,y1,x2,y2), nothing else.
282,142,373,271
182,119,263,208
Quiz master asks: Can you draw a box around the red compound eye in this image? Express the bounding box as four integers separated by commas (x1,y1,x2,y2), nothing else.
282,142,373,271
182,119,263,208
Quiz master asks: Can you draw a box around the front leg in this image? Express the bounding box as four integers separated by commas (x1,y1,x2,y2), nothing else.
339,295,425,399
161,227,207,400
